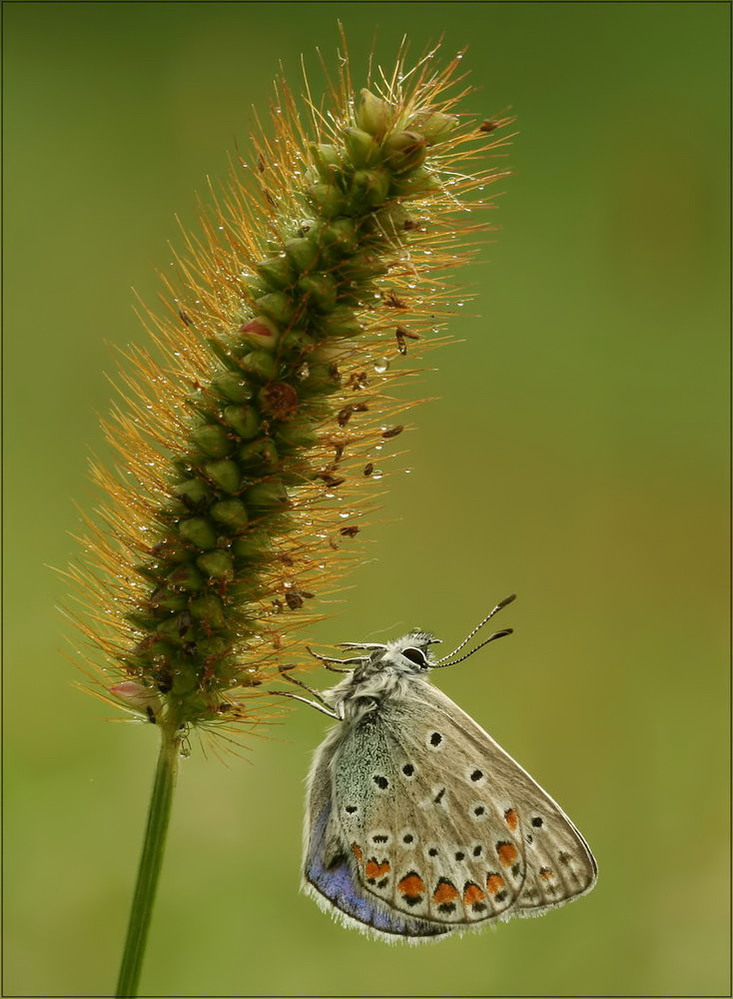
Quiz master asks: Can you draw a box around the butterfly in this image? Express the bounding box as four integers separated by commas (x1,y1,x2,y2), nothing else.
279,594,597,942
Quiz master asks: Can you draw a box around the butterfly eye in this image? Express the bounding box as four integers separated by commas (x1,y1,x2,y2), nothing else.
402,647,428,669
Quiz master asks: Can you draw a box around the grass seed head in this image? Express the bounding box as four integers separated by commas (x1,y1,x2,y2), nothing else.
68,38,513,742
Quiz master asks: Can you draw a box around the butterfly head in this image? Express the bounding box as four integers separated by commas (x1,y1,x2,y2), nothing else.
383,632,441,673
343,633,440,688
315,595,517,703
379,594,517,674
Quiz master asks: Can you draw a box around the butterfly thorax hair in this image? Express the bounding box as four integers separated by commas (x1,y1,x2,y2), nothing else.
327,632,437,723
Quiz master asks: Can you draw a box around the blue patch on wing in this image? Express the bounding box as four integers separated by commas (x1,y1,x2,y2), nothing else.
305,805,448,939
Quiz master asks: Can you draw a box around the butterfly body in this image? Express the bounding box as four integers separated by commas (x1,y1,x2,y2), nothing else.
301,624,597,942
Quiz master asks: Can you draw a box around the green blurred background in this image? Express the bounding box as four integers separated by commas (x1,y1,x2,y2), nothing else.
4,3,729,996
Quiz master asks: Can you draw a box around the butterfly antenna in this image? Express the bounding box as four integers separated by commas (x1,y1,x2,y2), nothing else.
432,628,513,669
434,593,516,664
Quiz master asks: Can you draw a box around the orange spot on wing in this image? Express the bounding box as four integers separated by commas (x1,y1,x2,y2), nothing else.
504,808,518,830
486,873,506,895
497,842,518,866
463,882,485,906
351,843,363,863
539,866,553,879
398,873,425,896
432,880,459,904
365,859,390,879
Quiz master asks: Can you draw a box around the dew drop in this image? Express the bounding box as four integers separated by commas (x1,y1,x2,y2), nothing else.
374,358,390,374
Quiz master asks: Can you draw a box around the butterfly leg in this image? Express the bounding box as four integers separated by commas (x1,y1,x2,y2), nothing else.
271,689,339,719
278,665,336,708
336,642,387,650
305,646,368,669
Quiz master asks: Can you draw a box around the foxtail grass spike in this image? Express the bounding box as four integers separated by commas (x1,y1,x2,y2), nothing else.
68,37,512,748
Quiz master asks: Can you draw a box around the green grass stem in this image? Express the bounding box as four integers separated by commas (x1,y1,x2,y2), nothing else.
115,727,180,998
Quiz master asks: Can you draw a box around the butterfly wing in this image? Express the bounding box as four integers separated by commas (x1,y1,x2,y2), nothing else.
402,682,598,916
333,693,527,928
302,723,451,942
304,677,596,938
